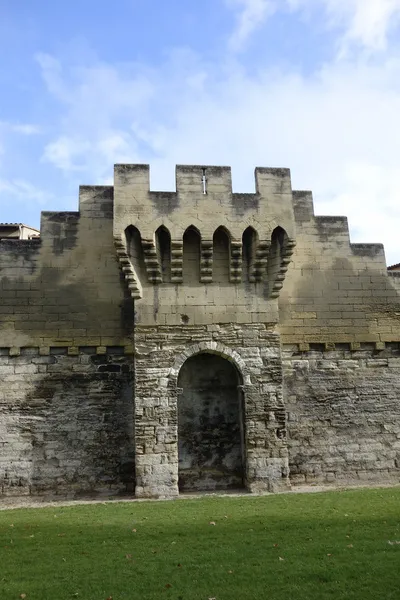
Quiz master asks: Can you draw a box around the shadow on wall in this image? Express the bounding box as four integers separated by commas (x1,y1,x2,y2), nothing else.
125,223,292,298
280,255,400,339
0,205,135,346
20,350,135,497
177,352,245,492
183,226,200,283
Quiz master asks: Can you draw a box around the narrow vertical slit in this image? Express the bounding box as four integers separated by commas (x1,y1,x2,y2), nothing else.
242,227,257,283
156,226,171,283
202,168,207,195
183,226,201,283
213,226,230,283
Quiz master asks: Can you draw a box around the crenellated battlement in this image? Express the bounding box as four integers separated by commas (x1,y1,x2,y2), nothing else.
0,161,398,333
108,164,299,323
113,164,297,240
113,163,293,195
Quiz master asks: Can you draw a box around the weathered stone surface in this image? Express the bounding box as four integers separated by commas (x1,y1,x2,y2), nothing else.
134,324,289,497
283,343,400,485
177,353,244,491
0,349,134,497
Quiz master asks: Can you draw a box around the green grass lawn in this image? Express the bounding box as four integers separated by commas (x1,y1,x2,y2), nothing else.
1,488,400,600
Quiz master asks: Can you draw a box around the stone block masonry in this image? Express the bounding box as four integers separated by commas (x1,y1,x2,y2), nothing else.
283,342,400,485
134,323,289,498
0,163,400,499
0,347,134,497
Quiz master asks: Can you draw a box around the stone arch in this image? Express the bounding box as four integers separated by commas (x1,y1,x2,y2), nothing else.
213,224,231,238
242,226,259,283
125,225,147,284
155,225,171,283
169,342,249,385
134,339,289,497
175,348,246,492
267,225,295,298
213,226,231,283
182,225,201,283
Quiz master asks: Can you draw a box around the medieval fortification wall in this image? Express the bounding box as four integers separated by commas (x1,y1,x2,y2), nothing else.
1,164,399,498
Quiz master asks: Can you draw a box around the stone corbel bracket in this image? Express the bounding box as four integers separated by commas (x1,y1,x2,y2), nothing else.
200,239,213,283
270,238,296,299
230,239,242,283
141,238,163,284
114,234,143,299
171,239,183,283
252,240,271,282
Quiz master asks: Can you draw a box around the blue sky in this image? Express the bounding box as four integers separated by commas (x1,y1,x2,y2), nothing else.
1,0,400,263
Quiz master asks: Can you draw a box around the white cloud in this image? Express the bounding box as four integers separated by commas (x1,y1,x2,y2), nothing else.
0,122,41,170
36,52,155,180
42,131,143,179
0,178,52,207
0,121,41,135
42,136,91,172
0,122,41,195
318,162,400,266
11,124,41,135
226,0,275,50
35,53,70,102
227,0,400,51
298,0,400,52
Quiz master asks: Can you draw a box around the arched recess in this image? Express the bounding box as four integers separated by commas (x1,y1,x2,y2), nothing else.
177,352,245,492
242,226,258,283
132,341,290,497
213,226,231,283
155,226,171,283
267,226,288,296
183,226,201,283
125,225,147,285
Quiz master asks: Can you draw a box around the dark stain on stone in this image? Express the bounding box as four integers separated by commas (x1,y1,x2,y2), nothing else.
98,364,121,373
0,240,41,274
292,191,314,224
47,213,79,256
351,243,385,257
153,285,159,320
257,167,290,178
115,164,149,186
45,212,80,222
79,187,113,218
21,353,135,497
231,193,259,216
314,216,349,242
120,284,135,336
99,202,113,219
177,353,244,492
150,191,179,215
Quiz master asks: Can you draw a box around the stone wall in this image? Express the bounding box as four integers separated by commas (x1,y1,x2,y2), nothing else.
0,187,132,350
133,323,289,497
283,343,400,485
0,347,134,497
279,191,400,345
0,163,399,499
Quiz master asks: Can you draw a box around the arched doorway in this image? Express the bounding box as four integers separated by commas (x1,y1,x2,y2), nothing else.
177,352,245,492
